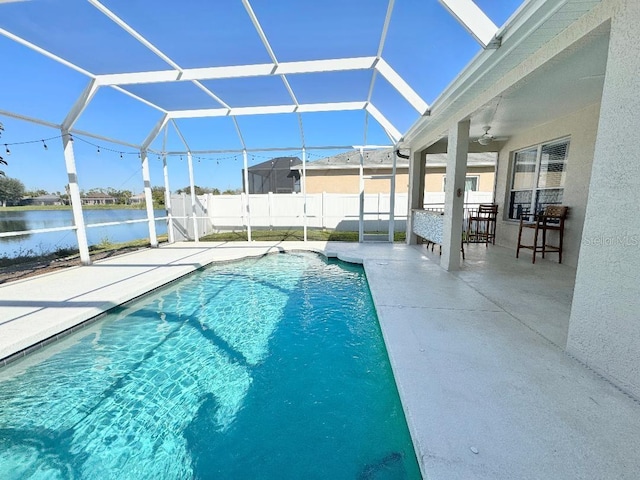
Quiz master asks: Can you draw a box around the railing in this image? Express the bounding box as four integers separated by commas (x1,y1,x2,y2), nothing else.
0,225,77,238
422,203,496,242
0,216,170,240
0,195,496,258
0,214,170,259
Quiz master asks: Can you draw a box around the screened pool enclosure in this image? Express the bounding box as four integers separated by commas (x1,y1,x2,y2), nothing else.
0,0,520,263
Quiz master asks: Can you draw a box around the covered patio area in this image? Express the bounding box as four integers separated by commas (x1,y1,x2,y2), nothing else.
420,243,575,348
405,0,640,405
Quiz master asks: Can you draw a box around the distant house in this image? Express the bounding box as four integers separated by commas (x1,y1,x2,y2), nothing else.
243,157,302,194
81,192,117,205
21,194,63,206
129,193,146,205
293,149,496,195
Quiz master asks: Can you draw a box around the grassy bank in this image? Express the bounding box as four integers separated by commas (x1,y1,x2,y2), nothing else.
1,229,405,268
200,229,406,242
0,235,169,268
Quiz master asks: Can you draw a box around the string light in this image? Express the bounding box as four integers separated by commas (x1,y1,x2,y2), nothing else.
0,132,344,164
0,131,140,159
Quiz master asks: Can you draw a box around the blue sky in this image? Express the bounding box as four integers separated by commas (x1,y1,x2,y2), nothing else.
0,0,522,194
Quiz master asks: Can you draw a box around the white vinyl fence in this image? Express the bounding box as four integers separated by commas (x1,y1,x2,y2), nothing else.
168,191,493,241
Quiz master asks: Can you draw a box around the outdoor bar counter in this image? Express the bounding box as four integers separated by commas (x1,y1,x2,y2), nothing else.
412,209,444,245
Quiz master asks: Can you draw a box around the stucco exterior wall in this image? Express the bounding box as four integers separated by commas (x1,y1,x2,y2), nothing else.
424,166,495,192
304,169,408,194
493,102,601,267
305,168,494,195
567,0,640,400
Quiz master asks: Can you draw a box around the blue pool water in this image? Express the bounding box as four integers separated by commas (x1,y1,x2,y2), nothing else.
0,252,420,479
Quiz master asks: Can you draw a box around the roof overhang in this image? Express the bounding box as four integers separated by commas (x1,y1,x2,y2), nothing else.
403,0,611,153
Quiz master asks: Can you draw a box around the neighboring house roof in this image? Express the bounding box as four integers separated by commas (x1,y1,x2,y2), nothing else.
297,149,496,171
83,192,116,198
303,150,406,170
248,157,302,174
31,195,61,201
426,152,496,167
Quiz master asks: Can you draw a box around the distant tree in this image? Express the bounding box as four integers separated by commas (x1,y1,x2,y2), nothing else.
151,186,166,206
0,122,7,176
222,188,242,195
25,189,49,197
211,188,221,195
107,188,132,204
0,177,25,207
61,184,70,205
176,185,210,195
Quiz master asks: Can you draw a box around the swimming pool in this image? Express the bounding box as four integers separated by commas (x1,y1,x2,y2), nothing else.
0,252,420,479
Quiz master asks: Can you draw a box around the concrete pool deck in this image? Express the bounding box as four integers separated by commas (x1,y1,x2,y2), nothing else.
1,241,639,479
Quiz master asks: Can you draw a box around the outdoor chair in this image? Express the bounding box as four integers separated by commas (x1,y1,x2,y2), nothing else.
467,204,498,245
516,205,569,264
423,238,466,260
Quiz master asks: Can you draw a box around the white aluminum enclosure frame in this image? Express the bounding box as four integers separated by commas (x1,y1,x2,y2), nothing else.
0,0,502,249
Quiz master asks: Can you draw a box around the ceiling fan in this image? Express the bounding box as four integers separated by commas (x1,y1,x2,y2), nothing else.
477,126,495,145
475,125,507,145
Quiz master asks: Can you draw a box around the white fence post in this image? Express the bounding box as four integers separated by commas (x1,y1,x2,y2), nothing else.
242,150,252,241
302,147,307,241
378,192,383,233
162,153,174,244
187,152,199,242
322,191,327,230
358,148,364,242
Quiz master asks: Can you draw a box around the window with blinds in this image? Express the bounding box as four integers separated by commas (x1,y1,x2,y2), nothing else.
508,138,569,219
442,175,480,192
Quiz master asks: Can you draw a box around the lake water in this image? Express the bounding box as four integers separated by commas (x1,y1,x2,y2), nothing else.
0,209,167,258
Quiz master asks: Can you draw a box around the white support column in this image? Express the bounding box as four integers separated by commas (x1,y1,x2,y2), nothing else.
187,152,199,242
161,133,174,244
61,131,91,265
140,150,158,247
567,0,640,399
406,148,424,245
440,119,469,271
242,149,252,241
302,147,308,242
389,149,397,242
358,147,365,242
162,155,174,243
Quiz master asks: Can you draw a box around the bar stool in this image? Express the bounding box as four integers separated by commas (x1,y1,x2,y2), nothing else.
467,204,498,245
516,205,569,263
